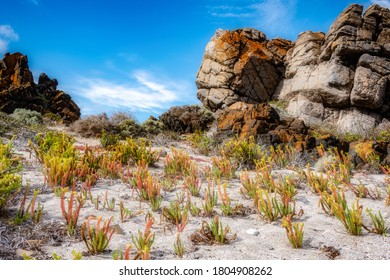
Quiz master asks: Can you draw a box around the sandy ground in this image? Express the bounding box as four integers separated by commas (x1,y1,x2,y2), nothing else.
1,128,389,260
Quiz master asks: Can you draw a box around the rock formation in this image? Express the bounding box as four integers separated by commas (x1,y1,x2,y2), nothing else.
196,4,390,137
216,102,314,150
159,105,214,133
196,28,291,112
0,52,80,123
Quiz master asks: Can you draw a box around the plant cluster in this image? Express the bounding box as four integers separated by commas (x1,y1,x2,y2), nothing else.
113,137,160,166
182,162,201,196
61,189,86,235
112,245,133,260
201,182,218,217
164,148,193,178
70,112,143,139
131,218,155,260
14,184,43,224
0,139,22,212
173,234,185,258
100,130,119,148
0,109,47,136
240,171,262,199
131,164,162,211
206,154,237,181
81,216,115,254
222,136,263,168
190,215,236,245
355,141,380,170
268,145,297,169
186,130,214,156
254,187,302,222
282,214,304,248
161,200,189,232
218,183,245,216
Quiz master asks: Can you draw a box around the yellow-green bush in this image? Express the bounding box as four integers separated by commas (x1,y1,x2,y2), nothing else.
355,141,380,168
113,137,160,165
0,139,22,212
31,131,77,162
221,136,264,168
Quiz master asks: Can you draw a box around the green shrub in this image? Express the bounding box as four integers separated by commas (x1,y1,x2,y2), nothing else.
114,137,160,165
375,129,390,142
141,117,165,135
100,130,119,148
222,136,264,168
117,118,143,139
0,139,22,212
11,108,43,126
31,131,76,161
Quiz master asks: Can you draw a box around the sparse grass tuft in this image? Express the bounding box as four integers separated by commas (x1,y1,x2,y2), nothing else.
282,214,304,249
112,245,132,260
182,163,201,196
186,130,214,156
81,216,115,254
268,145,297,169
61,189,85,236
190,215,237,245
132,218,155,260
366,209,388,236
161,201,189,232
207,153,237,181
164,148,192,178
254,189,280,222
201,182,218,217
240,171,260,199
173,234,185,258
330,193,364,236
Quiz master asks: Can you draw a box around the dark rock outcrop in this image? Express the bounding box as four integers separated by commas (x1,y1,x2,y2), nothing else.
217,102,280,139
0,52,80,123
216,101,314,150
159,105,214,133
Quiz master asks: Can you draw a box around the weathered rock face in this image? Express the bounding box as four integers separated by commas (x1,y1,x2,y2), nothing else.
217,102,280,139
159,105,214,133
276,4,390,136
0,52,80,123
216,101,314,150
196,28,291,112
197,4,390,137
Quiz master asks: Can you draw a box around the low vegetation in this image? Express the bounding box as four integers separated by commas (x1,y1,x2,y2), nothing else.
1,109,390,260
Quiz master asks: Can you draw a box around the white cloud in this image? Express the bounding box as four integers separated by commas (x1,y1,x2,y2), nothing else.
210,12,252,18
251,0,297,38
208,4,253,18
73,70,189,114
0,25,19,53
370,0,390,8
208,0,299,39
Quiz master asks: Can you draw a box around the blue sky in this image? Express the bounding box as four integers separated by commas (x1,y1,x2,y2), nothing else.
0,0,388,122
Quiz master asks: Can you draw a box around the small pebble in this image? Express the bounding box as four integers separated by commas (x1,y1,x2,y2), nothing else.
246,229,260,236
